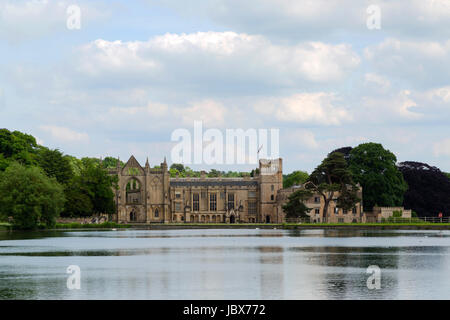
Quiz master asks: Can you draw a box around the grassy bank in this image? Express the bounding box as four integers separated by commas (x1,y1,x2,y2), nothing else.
0,222,12,231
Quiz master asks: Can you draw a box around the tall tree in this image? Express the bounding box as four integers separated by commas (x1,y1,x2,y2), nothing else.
306,152,359,222
0,129,39,169
0,163,65,229
170,163,185,172
348,143,407,211
398,161,450,217
283,170,309,188
78,161,117,214
282,189,312,219
102,157,124,169
37,147,74,185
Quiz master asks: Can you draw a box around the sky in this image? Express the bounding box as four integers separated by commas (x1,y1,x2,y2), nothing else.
1,0,450,174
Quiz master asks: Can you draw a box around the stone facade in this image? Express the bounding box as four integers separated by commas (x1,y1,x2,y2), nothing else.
362,206,412,223
109,156,283,224
276,184,364,223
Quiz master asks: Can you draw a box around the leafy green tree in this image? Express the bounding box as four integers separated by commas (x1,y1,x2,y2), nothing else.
170,163,185,172
348,143,407,211
445,172,450,180
170,168,185,177
0,154,9,171
0,129,39,169
283,170,309,188
61,178,94,217
208,169,221,177
306,152,359,222
78,161,117,214
282,189,312,219
0,163,65,229
398,161,450,217
102,157,124,169
37,147,74,185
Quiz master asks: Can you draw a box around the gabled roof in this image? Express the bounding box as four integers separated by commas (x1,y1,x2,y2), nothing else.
121,155,145,175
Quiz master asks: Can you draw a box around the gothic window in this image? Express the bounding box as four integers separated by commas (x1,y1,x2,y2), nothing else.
210,193,217,211
352,207,357,214
175,202,181,212
193,193,200,211
126,178,141,204
248,201,257,214
154,208,159,218
227,194,234,210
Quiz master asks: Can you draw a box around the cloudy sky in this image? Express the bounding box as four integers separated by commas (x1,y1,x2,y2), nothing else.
2,0,450,173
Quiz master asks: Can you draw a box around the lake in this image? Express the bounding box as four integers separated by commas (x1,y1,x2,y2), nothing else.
0,228,449,299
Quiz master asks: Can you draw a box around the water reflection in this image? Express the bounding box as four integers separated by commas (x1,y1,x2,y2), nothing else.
0,229,449,299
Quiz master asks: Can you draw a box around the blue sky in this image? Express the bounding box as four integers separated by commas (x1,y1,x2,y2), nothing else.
2,0,450,173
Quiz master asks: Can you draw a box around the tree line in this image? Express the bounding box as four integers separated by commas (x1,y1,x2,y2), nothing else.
282,143,450,220
0,129,118,229
1,129,449,228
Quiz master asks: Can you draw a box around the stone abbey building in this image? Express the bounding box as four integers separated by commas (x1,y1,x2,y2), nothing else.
109,156,284,224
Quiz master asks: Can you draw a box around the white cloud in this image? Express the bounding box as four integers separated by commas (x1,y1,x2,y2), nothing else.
433,138,450,156
285,129,319,149
154,0,450,40
0,0,108,42
364,38,450,87
178,99,227,127
361,90,422,121
364,73,391,92
109,101,169,117
40,125,89,143
75,32,360,88
254,92,351,125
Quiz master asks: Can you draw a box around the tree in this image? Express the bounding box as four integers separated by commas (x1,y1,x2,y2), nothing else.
306,152,359,222
170,163,185,172
37,147,74,185
282,189,312,219
445,172,450,180
283,170,309,188
0,129,39,169
348,143,407,211
0,163,65,229
78,161,117,214
102,156,124,169
61,178,94,217
330,146,353,162
398,161,450,217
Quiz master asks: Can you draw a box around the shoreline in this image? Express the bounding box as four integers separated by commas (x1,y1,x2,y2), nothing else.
125,223,450,231
2,222,450,232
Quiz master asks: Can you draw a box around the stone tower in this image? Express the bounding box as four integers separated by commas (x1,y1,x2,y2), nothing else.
258,158,283,223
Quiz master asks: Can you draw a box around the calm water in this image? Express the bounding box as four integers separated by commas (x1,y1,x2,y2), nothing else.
0,228,449,300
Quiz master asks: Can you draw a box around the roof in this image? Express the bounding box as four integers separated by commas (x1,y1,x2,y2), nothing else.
170,179,258,187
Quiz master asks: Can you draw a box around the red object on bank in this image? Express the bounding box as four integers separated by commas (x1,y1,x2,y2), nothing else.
438,212,443,218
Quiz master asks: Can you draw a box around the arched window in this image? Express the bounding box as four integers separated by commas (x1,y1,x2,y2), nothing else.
130,210,137,222
154,208,159,218
126,178,141,204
